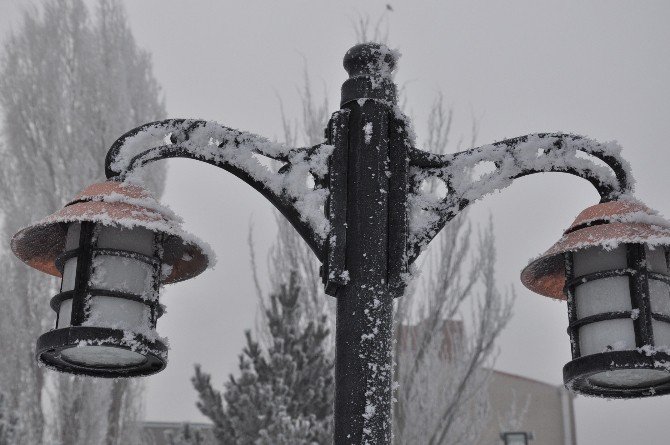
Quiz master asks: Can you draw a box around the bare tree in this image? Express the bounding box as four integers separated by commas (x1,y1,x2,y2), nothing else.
497,390,531,435
251,67,332,340
393,96,514,445
351,10,391,44
0,1,165,443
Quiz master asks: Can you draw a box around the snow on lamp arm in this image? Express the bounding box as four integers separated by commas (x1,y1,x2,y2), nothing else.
104,118,333,260
406,132,634,263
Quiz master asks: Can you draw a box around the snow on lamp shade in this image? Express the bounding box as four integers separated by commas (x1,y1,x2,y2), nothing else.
11,180,210,378
521,200,670,398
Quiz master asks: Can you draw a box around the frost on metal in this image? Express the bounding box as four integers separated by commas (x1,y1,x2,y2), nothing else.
407,133,635,261
106,119,333,244
363,122,373,144
359,283,393,445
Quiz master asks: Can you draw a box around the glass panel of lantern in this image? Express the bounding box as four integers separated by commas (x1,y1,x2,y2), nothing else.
53,221,163,368
566,243,670,388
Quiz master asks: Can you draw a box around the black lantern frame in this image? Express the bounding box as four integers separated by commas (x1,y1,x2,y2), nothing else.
563,242,670,397
36,221,168,378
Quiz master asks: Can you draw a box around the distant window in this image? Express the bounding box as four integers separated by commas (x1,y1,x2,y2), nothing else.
500,431,534,445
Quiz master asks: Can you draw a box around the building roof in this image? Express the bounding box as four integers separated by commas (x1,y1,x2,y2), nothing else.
141,421,215,445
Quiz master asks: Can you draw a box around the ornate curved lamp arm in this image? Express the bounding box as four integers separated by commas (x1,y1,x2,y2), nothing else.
105,119,331,261
406,132,635,263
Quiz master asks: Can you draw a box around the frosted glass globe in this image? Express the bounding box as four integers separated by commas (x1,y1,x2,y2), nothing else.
61,345,146,368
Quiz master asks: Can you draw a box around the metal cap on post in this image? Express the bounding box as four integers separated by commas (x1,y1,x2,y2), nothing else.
341,43,397,106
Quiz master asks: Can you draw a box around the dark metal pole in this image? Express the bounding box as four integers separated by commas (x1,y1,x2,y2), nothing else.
333,43,404,445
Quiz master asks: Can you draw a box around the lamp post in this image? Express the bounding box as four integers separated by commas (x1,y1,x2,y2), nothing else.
10,42,670,444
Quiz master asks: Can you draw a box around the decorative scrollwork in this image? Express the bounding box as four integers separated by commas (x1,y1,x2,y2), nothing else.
105,119,332,260
406,133,634,263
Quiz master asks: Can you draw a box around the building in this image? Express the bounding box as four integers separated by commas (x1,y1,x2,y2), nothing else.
141,421,215,445
479,370,576,445
396,321,577,445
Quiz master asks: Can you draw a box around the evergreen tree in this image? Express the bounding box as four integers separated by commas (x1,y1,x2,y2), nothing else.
191,273,333,444
0,394,17,445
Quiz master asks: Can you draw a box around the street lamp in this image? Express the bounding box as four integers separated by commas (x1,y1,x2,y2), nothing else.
522,199,670,397
9,42,668,443
11,180,210,377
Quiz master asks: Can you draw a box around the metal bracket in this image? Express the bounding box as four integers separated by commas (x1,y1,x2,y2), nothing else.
387,112,410,293
406,133,634,263
322,110,350,295
105,119,330,261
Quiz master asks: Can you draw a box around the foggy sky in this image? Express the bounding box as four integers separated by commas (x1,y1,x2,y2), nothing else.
3,1,670,444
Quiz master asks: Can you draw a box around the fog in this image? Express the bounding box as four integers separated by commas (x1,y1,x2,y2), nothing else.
4,1,670,443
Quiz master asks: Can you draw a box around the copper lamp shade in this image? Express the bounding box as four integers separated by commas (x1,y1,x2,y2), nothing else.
11,180,209,283
522,200,670,299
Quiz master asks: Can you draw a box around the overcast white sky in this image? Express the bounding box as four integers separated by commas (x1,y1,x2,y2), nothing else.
4,1,670,444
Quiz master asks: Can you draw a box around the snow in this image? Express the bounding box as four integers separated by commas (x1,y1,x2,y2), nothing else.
363,122,373,144
363,402,376,420
356,280,394,444
108,119,333,241
571,198,670,230
408,133,635,258
95,189,184,224
360,44,400,90
375,45,400,79
38,184,217,268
